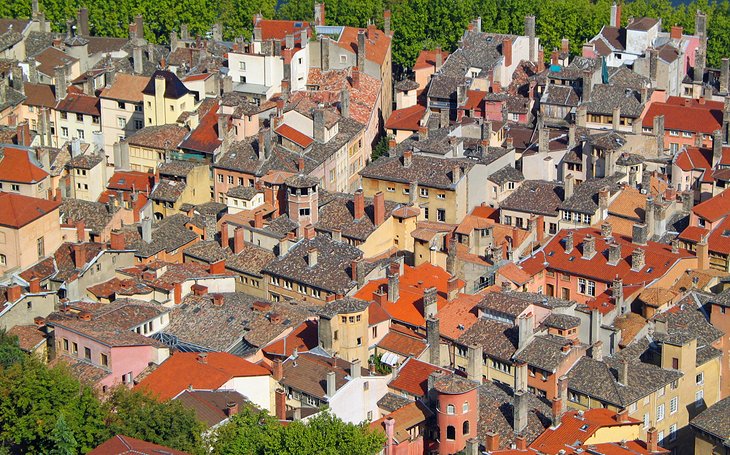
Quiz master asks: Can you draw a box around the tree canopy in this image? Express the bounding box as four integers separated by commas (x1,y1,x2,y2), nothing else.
211,405,386,455
2,0,728,68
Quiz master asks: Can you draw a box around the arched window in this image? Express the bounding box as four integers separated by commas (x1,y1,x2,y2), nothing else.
463,420,470,435
462,401,469,413
446,425,456,440
447,404,455,415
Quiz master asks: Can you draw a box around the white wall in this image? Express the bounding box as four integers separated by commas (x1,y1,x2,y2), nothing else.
327,375,390,424
222,375,272,412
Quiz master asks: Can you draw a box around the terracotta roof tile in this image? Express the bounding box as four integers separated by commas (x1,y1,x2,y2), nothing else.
276,123,313,148
336,26,391,66
99,73,150,103
56,92,100,116
0,192,59,228
89,435,191,454
642,96,723,134
377,328,426,357
0,145,48,184
389,358,446,397
385,105,425,131
135,352,270,401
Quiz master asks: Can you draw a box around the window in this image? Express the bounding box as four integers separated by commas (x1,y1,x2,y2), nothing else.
669,424,677,441
117,117,126,128
341,316,347,323
420,188,429,197
61,126,69,137
629,402,638,413
658,431,664,444
118,101,126,109
76,113,84,122
10,184,18,192
456,345,468,357
643,413,649,428
446,425,455,440
424,207,429,219
76,129,84,139
299,208,311,216
62,338,69,351
462,420,470,435
228,175,234,184
695,389,704,405
340,55,347,63
569,391,580,403
437,193,446,199
670,396,678,414
672,357,679,369
239,61,246,70
386,186,395,192
92,116,99,124
669,130,679,137
36,237,44,258
363,381,369,391
356,337,362,346
696,372,704,385
510,113,519,121
72,342,78,355
100,353,108,367
578,278,596,296
218,174,224,183
333,330,338,341
446,404,455,415
60,111,68,119
504,215,512,225
84,347,91,360
122,372,132,384
682,131,692,138
437,209,446,222
134,120,143,129
656,403,665,422
169,105,174,112
657,386,665,397
462,402,469,413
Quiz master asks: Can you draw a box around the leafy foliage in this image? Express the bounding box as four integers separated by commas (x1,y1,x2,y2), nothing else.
103,386,207,455
211,406,386,455
2,0,729,67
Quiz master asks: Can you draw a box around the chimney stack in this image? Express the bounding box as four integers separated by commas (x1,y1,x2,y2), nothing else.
631,248,646,271
326,371,336,397
373,191,385,225
387,263,400,302
502,38,513,67
607,242,622,266
426,317,440,366
610,2,622,28
582,234,596,260
354,189,365,219
565,231,574,254
357,30,366,71
632,223,648,246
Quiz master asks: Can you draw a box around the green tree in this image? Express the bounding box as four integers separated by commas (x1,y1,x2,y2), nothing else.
103,387,207,455
0,359,107,454
212,408,385,455
0,329,25,370
50,413,78,455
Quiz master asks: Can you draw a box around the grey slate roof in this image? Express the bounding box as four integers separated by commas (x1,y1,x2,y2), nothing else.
226,185,261,199
149,179,186,203
121,214,198,258
515,335,584,373
488,165,524,185
315,190,398,241
183,240,231,264
691,396,730,442
477,382,551,448
559,175,622,214
317,297,370,318
584,85,648,118
377,392,412,412
60,198,113,235
500,180,564,217
566,356,682,407
262,235,362,294
158,160,198,177
542,313,581,330
360,154,473,190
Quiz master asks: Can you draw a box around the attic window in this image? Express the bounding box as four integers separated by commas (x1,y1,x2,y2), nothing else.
723,229,730,237
579,424,590,431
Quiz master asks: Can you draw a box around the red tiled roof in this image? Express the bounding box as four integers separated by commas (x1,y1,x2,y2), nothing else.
135,352,270,401
389,358,446,397
183,73,213,82
56,92,100,116
262,319,318,357
385,105,425,131
463,90,486,110
0,192,59,228
693,188,730,222
179,103,220,154
276,123,313,148
675,146,712,176
337,26,391,66
413,49,450,70
22,83,56,108
530,409,641,455
106,170,153,192
642,96,723,134
0,146,48,184
498,262,532,285
354,263,463,327
680,216,730,255
377,327,426,357
437,293,481,340
258,20,310,41
89,435,191,455
520,228,694,310
368,301,390,325
99,73,150,103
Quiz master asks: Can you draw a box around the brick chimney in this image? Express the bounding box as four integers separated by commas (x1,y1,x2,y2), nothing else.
502,38,513,67
307,247,318,267
234,226,245,254
209,259,226,274
373,192,385,226
647,427,658,452
485,432,500,452
110,230,125,250
671,25,683,40
192,284,208,296
275,388,287,420
564,231,574,254
551,398,564,426
220,222,229,249
29,278,41,293
225,401,239,417
403,150,413,168
303,224,316,240
75,220,86,242
212,293,224,306
6,285,22,302
72,244,86,269
254,210,264,229
354,189,365,220
631,248,646,272
273,359,284,381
